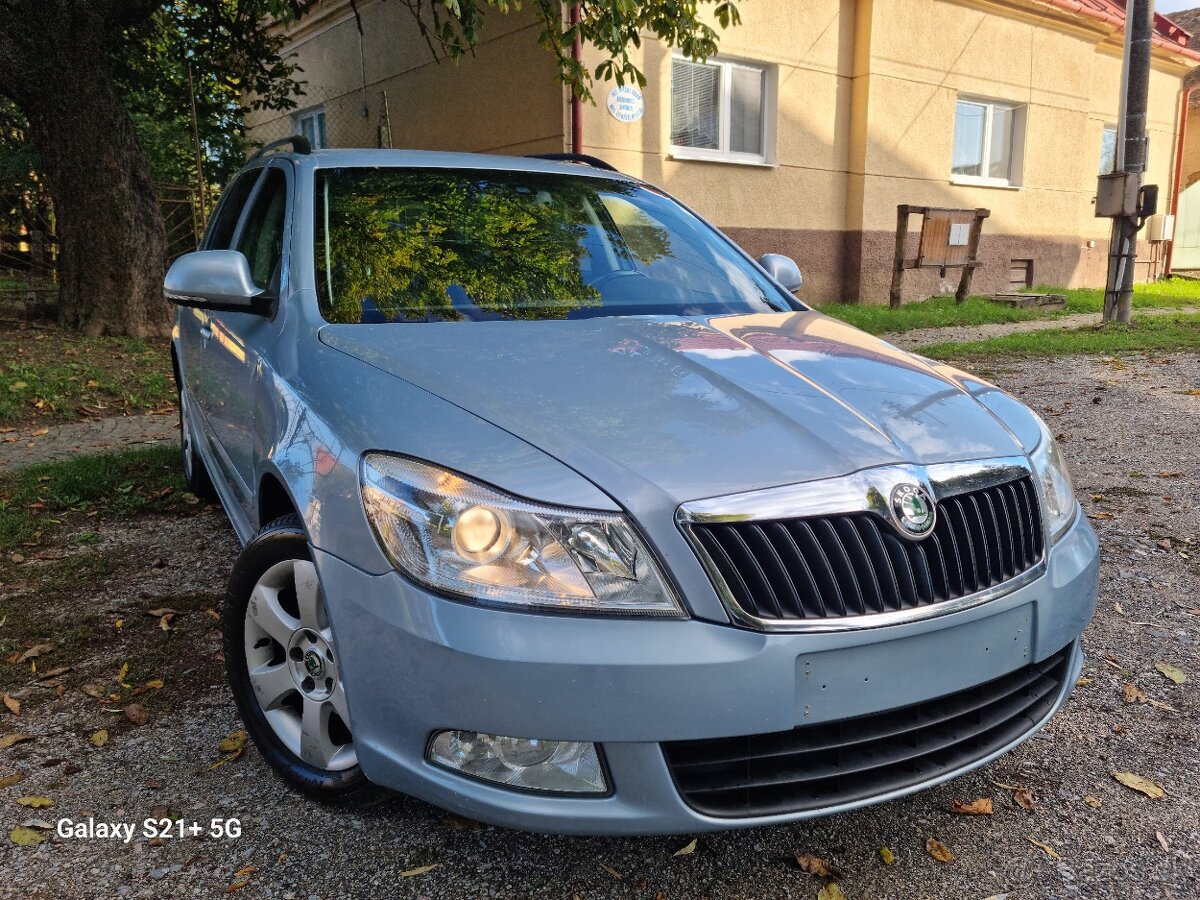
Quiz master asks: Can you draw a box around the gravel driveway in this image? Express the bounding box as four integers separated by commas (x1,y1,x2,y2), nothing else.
2,353,1197,900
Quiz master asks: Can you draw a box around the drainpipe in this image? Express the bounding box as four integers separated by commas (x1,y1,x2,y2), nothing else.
570,3,583,154
1165,87,1191,275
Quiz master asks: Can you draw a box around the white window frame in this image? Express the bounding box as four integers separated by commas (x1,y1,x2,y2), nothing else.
950,96,1025,189
668,55,776,167
294,106,328,150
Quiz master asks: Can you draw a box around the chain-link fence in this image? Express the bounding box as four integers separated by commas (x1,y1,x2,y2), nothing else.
245,84,393,151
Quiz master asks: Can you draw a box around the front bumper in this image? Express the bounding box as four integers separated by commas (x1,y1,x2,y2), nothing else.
315,511,1099,835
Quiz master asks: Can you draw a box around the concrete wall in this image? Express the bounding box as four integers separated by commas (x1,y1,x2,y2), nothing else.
245,0,565,156
579,0,1192,302
251,0,1194,304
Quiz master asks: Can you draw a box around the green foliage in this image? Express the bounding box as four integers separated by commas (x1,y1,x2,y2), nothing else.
390,0,742,101
315,170,671,322
921,313,1200,359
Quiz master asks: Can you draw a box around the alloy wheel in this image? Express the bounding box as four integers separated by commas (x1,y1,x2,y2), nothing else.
244,559,357,771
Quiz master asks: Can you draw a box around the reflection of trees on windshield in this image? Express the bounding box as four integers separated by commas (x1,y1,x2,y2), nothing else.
314,170,672,324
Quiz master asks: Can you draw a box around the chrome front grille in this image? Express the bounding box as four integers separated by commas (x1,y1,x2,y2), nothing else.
679,460,1046,630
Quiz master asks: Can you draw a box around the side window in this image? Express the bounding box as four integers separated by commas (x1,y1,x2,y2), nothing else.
205,171,259,249
236,169,288,289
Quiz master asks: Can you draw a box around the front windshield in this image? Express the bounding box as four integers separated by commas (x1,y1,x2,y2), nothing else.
313,167,795,323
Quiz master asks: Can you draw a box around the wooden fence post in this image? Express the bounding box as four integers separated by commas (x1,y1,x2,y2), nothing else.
889,205,910,308
954,208,990,304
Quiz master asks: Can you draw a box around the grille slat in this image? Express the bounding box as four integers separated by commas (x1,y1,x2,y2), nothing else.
663,645,1073,817
691,475,1043,625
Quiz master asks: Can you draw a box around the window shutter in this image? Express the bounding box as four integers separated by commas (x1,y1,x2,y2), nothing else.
671,60,721,150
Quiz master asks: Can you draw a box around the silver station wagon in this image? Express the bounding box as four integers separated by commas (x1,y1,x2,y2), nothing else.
165,140,1099,834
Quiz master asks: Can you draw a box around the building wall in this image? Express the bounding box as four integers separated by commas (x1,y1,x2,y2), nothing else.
579,0,1192,302
251,0,1194,304
245,0,565,156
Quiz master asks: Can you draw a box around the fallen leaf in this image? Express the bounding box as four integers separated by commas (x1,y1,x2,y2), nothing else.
817,885,846,900
145,679,164,690
1112,771,1165,799
81,683,105,699
1154,662,1187,685
0,733,34,750
90,730,108,747
1122,683,1148,704
116,662,130,688
400,864,440,877
925,838,954,863
35,666,71,681
15,796,51,809
0,772,25,788
218,731,248,753
234,866,257,878
158,613,174,631
113,619,123,630
145,608,176,618
952,798,993,815
1075,677,1091,686
1027,837,1060,860
672,838,698,857
2,694,18,716
205,609,221,621
794,853,842,879
878,846,896,865
9,825,44,846
1084,795,1101,808
598,862,623,880
223,882,250,894
123,703,150,726
16,643,52,664
1087,511,1115,521
206,747,245,771
1013,787,1036,811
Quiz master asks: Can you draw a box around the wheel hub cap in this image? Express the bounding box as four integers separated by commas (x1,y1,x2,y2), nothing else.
286,628,336,701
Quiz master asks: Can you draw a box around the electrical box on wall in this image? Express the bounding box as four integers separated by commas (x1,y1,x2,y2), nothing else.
1095,172,1139,217
1146,214,1175,242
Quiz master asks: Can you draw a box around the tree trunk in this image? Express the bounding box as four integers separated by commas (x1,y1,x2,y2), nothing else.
1,2,169,338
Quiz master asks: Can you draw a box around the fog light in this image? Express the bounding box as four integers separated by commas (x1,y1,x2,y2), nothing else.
428,730,607,794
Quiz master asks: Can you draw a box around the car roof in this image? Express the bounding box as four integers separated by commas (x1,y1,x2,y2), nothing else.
252,148,642,184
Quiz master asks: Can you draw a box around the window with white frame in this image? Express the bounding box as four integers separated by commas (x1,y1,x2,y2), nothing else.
951,97,1025,186
670,57,771,163
1099,124,1118,174
294,107,328,149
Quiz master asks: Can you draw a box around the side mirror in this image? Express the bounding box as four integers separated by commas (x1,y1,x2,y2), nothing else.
164,250,273,315
757,253,803,293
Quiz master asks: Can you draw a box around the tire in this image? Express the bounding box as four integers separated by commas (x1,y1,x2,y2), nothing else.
178,384,218,501
224,514,378,805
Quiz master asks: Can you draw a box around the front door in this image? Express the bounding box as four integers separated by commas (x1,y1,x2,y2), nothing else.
1172,179,1200,271
203,166,290,510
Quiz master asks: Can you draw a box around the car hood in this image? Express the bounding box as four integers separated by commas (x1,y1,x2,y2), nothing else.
318,311,1024,504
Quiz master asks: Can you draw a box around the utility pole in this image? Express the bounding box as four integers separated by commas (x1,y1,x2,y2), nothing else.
1103,0,1155,324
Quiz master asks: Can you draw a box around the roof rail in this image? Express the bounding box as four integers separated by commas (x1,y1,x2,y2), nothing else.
524,152,619,173
249,134,313,161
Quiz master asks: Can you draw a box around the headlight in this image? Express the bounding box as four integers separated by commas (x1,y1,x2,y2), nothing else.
360,453,681,615
1029,416,1077,543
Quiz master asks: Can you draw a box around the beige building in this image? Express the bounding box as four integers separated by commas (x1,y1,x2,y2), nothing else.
246,0,1200,303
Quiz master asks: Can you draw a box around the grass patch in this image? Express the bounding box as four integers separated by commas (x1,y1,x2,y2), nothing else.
920,313,1200,359
0,322,175,426
817,278,1200,335
0,446,193,552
